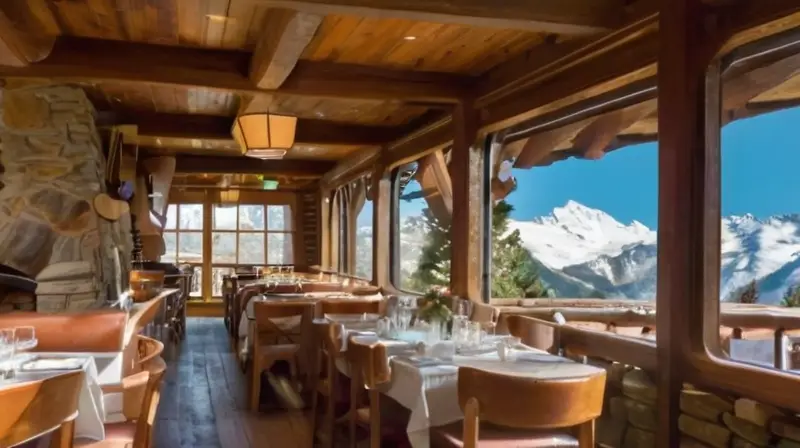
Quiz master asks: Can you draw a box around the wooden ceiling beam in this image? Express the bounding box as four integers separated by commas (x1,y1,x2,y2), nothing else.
104,111,394,146
0,36,467,103
0,6,54,67
570,99,657,159
173,155,334,177
259,0,622,35
249,10,322,90
513,120,591,169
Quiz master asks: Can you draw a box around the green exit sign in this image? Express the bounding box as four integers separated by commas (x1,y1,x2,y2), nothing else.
262,180,279,190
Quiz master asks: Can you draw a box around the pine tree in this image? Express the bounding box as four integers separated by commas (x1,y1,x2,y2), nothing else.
491,200,552,298
782,285,800,307
734,280,759,304
406,199,551,298
405,208,451,291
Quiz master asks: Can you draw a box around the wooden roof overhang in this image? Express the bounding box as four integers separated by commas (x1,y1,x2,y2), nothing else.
0,2,796,194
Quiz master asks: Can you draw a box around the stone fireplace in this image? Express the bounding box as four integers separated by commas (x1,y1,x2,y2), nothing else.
0,84,131,312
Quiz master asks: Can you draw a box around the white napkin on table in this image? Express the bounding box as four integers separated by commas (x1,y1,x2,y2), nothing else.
22,358,85,371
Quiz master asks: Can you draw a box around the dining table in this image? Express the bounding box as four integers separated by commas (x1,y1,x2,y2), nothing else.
330,322,606,448
1,353,114,442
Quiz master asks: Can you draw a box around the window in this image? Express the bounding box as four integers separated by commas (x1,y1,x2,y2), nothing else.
210,203,294,296
393,159,452,292
487,103,659,300
356,194,373,280
162,203,204,298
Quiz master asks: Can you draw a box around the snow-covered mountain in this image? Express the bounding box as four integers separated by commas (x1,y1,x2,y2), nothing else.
513,201,800,304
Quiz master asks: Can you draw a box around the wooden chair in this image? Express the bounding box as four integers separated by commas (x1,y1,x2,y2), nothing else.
250,301,312,412
429,367,606,448
80,340,168,448
310,320,345,448
505,314,560,354
318,299,382,317
346,334,391,448
0,370,84,448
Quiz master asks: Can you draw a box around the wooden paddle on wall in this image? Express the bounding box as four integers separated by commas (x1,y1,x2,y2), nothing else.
94,193,130,222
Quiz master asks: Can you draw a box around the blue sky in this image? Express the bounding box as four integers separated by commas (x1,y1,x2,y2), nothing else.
356,107,800,229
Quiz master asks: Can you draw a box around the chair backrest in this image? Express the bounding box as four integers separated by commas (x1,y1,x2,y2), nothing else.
0,311,127,352
0,370,84,447
457,366,606,430
135,356,167,448
470,302,499,324
314,320,344,355
505,314,560,353
346,335,390,389
319,299,381,316
254,301,313,344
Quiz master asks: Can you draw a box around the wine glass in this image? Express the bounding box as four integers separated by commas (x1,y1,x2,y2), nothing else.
0,328,15,379
14,326,37,353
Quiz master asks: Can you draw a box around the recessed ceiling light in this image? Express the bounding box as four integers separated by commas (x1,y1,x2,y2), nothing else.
206,14,236,23
403,36,417,41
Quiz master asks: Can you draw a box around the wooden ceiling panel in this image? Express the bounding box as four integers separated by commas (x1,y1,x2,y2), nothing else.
301,14,545,75
255,94,429,126
139,137,365,162
80,82,239,117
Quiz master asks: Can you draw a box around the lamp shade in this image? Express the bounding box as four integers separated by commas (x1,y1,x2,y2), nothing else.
232,113,297,158
219,189,239,204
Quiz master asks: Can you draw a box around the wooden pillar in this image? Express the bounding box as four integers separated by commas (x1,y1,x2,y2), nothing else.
449,100,483,301
319,188,332,269
372,162,391,288
202,190,213,301
655,0,718,445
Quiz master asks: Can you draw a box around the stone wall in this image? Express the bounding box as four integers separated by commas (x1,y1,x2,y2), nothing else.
596,362,800,447
0,84,131,311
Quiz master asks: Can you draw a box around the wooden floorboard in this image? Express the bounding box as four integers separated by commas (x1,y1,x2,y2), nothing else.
153,318,312,448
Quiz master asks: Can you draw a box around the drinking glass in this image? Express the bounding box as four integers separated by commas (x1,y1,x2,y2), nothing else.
14,326,36,351
398,307,413,332
287,265,295,280
466,322,482,349
454,299,472,319
0,328,15,379
481,321,496,337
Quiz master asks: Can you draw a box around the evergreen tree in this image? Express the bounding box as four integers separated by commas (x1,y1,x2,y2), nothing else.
782,285,800,307
733,280,759,304
406,208,451,291
491,200,552,298
406,199,551,298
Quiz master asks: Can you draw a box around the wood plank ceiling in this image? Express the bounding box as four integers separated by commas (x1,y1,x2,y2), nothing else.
1,0,796,186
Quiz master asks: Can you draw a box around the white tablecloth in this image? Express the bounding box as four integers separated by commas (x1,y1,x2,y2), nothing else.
6,355,107,441
338,336,604,448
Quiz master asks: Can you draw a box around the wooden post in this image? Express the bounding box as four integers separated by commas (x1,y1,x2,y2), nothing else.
449,100,483,301
372,162,392,288
655,0,718,445
319,188,332,269
774,328,788,370
202,190,213,301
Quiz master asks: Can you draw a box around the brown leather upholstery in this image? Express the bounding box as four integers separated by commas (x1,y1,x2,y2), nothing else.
430,421,579,448
0,311,127,352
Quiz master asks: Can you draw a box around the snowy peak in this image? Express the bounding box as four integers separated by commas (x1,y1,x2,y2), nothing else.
513,201,656,269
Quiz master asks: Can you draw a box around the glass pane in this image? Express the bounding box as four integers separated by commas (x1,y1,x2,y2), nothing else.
267,205,292,231
396,170,451,292
239,233,265,264
268,233,293,264
189,266,202,299
165,205,177,230
212,267,235,297
356,199,373,280
177,232,203,264
162,232,177,262
179,204,203,230
239,205,265,230
212,232,237,263
213,205,238,230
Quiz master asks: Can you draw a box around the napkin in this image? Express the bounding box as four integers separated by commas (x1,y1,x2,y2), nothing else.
22,357,84,371
426,341,455,360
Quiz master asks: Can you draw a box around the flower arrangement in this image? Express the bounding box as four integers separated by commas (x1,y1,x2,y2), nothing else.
417,286,453,323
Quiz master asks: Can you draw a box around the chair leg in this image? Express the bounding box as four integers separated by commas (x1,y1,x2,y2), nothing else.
50,420,75,448
369,390,380,448
463,397,479,448
349,370,359,448
250,357,262,412
577,419,595,448
310,351,322,448
324,367,336,448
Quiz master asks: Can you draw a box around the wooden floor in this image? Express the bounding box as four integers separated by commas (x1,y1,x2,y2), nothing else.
153,318,312,448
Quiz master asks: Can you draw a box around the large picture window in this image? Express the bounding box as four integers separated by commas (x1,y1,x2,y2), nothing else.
392,158,452,293
162,203,204,297
210,203,294,296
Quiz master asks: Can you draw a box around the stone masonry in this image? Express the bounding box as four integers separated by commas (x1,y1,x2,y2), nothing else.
594,361,800,447
0,84,131,311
